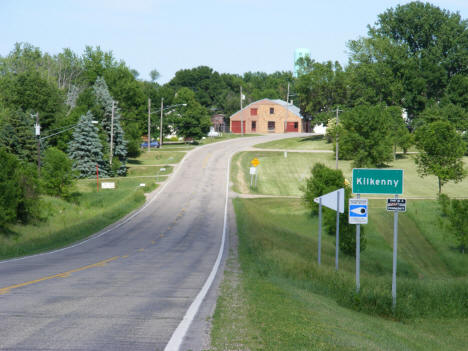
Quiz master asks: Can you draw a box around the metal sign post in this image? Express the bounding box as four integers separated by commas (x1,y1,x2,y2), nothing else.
335,190,340,271
318,198,322,265
351,168,404,309
314,188,344,268
356,194,360,293
349,196,368,293
392,194,399,311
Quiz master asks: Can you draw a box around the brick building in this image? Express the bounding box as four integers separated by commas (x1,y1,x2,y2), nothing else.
229,99,307,134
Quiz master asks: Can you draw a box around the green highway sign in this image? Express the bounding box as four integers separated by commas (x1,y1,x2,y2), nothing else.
352,168,403,194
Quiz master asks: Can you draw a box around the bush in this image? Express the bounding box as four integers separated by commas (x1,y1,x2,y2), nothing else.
301,163,366,255
0,148,40,228
41,147,75,198
439,194,468,253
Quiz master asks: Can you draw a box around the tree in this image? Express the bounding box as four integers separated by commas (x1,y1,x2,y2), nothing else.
171,88,211,140
339,104,394,167
301,163,366,256
439,195,468,254
387,106,412,159
296,60,349,125
347,2,468,120
149,69,160,82
0,148,40,228
0,149,20,227
447,199,468,254
41,147,75,198
68,111,107,178
415,121,466,193
93,76,127,176
0,109,37,163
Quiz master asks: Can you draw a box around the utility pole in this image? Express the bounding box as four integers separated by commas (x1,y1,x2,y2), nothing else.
147,98,151,152
240,86,244,135
34,113,40,174
110,100,115,166
285,82,290,133
160,97,164,147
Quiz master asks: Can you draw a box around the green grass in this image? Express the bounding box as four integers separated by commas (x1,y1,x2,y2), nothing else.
0,147,187,260
127,150,185,165
231,151,468,198
209,197,468,349
255,134,333,150
0,178,157,260
254,134,419,153
127,165,173,177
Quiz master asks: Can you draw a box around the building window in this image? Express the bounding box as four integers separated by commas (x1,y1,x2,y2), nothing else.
294,122,298,129
268,121,275,131
251,121,256,131
270,107,274,114
250,108,258,116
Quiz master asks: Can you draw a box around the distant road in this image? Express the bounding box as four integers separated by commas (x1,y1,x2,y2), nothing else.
0,133,307,351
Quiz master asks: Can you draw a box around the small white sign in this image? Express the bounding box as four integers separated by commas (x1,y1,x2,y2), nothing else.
349,198,368,224
249,167,257,175
101,182,115,189
160,168,166,172
139,183,146,187
314,188,345,213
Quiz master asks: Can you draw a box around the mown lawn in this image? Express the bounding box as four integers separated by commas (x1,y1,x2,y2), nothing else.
127,150,185,165
231,151,468,198
255,134,333,150
209,197,468,350
254,134,419,153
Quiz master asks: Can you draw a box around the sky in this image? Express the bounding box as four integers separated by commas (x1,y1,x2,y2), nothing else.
1,0,468,83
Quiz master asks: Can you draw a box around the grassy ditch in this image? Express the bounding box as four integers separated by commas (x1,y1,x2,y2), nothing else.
0,178,157,260
210,197,468,349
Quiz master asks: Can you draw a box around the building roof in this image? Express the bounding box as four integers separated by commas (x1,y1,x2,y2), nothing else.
230,98,304,119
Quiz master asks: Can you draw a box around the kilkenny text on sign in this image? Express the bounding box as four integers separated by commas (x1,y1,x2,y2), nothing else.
352,169,403,195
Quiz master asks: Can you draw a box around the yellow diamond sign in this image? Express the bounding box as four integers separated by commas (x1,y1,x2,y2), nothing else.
251,158,260,167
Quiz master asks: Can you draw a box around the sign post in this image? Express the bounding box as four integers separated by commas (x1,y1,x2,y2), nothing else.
314,188,344,268
352,168,403,308
318,198,322,265
349,197,368,292
250,158,260,189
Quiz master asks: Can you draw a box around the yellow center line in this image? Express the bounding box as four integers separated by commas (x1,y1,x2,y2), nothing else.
202,153,211,169
0,256,120,295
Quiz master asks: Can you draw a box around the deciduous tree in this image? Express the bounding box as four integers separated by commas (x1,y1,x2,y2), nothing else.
415,120,466,193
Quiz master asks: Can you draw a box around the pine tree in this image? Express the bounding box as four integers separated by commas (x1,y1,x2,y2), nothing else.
68,111,107,178
93,76,127,175
0,109,36,163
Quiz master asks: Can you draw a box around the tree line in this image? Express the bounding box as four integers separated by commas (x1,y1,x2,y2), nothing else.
1,1,467,229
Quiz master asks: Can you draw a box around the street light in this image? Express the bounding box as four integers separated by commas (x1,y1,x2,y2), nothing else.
146,99,186,150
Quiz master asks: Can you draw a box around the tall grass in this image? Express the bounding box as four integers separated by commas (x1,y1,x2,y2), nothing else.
235,198,468,319
0,178,156,260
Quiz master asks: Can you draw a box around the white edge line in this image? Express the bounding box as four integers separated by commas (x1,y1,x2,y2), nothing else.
0,141,232,265
164,154,232,351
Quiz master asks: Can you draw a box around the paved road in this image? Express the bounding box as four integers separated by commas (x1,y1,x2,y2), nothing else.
0,133,306,351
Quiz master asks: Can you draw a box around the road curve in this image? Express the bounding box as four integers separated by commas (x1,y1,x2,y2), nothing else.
0,133,306,351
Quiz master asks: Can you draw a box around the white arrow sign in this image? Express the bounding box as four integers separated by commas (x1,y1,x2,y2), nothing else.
314,188,344,213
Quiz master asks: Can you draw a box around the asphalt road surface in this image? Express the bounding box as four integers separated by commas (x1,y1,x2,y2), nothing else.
0,133,306,351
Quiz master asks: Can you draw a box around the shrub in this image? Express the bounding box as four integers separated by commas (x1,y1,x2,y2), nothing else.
0,148,40,228
41,147,75,198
